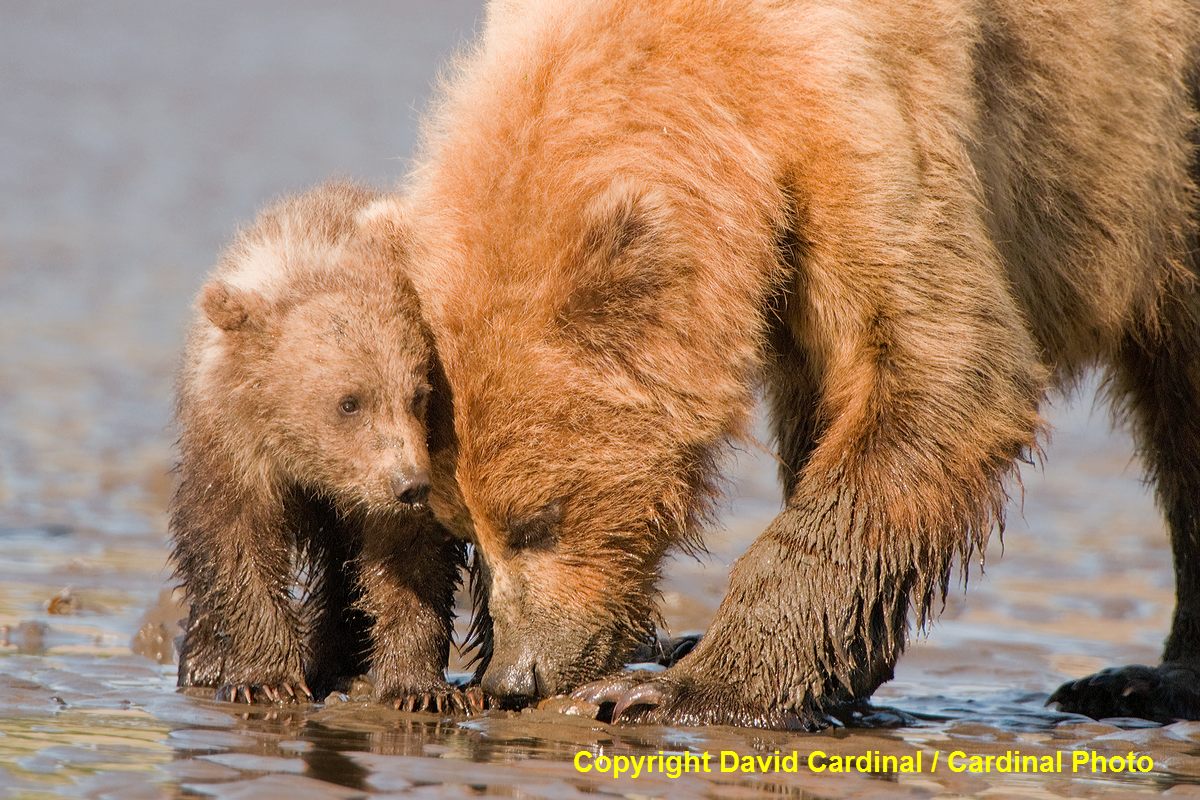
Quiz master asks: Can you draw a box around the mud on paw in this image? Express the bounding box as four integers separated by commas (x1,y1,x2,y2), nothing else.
564,669,828,730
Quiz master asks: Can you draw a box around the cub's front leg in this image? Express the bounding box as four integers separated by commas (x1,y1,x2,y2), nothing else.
172,450,310,704
356,514,480,714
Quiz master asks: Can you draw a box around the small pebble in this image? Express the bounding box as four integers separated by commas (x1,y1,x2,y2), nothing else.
536,696,599,718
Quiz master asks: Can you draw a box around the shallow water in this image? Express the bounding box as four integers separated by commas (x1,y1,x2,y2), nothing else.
3,2,1199,798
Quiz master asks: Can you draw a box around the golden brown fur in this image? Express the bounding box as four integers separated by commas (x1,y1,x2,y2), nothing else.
389,0,1200,725
172,182,473,712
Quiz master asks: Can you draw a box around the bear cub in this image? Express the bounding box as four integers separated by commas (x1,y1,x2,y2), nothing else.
171,182,477,713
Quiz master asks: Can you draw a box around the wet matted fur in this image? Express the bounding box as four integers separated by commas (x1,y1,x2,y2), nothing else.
172,182,470,711
383,0,1200,726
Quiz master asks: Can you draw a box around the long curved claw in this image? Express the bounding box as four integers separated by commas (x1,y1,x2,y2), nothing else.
570,675,638,706
611,682,671,723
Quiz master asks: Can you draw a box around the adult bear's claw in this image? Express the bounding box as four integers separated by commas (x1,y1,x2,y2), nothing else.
610,682,673,722
569,668,825,730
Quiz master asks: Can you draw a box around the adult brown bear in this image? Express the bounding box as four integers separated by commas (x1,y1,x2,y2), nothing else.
389,0,1200,727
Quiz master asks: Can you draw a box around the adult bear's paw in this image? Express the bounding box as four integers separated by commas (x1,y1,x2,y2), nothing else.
1048,662,1200,723
565,668,827,730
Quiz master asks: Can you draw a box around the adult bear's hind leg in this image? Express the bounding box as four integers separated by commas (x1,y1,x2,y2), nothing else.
1049,291,1200,723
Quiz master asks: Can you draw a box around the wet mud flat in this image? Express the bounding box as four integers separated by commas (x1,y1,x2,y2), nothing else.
5,1,1200,797
4,399,1200,799
3,652,1200,800
4,643,1200,800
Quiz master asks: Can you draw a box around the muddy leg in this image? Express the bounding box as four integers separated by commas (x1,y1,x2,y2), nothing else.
1049,291,1200,722
572,223,1045,727
356,514,479,714
172,466,310,703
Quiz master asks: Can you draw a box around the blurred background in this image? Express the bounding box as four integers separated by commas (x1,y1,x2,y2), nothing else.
0,1,482,537
0,2,1192,797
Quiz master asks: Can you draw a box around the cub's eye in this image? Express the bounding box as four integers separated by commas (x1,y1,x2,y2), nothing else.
338,396,361,416
508,498,564,551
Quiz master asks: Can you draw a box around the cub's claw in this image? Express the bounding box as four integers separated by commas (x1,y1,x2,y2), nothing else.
386,685,484,716
465,685,487,713
1048,662,1200,723
215,679,315,705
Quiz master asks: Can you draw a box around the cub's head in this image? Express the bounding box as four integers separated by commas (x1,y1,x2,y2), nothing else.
191,183,442,513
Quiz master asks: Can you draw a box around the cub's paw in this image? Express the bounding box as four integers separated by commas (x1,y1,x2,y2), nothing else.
565,669,826,730
215,678,315,705
379,683,486,715
1048,662,1200,723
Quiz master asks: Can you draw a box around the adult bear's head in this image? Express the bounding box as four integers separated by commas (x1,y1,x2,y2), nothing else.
384,176,770,704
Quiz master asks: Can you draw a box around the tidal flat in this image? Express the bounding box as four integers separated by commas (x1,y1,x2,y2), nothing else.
2,2,1199,797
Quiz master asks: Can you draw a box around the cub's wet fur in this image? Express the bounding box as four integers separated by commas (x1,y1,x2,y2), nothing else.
171,182,475,712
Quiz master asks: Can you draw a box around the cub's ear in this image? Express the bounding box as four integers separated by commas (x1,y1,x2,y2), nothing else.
200,281,266,331
556,180,676,349
355,195,412,257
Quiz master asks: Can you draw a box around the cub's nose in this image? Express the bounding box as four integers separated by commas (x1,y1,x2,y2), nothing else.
391,469,431,506
481,662,540,707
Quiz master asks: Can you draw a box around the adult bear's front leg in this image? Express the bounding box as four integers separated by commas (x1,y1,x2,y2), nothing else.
576,450,1040,726
575,477,941,727
574,229,1047,726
